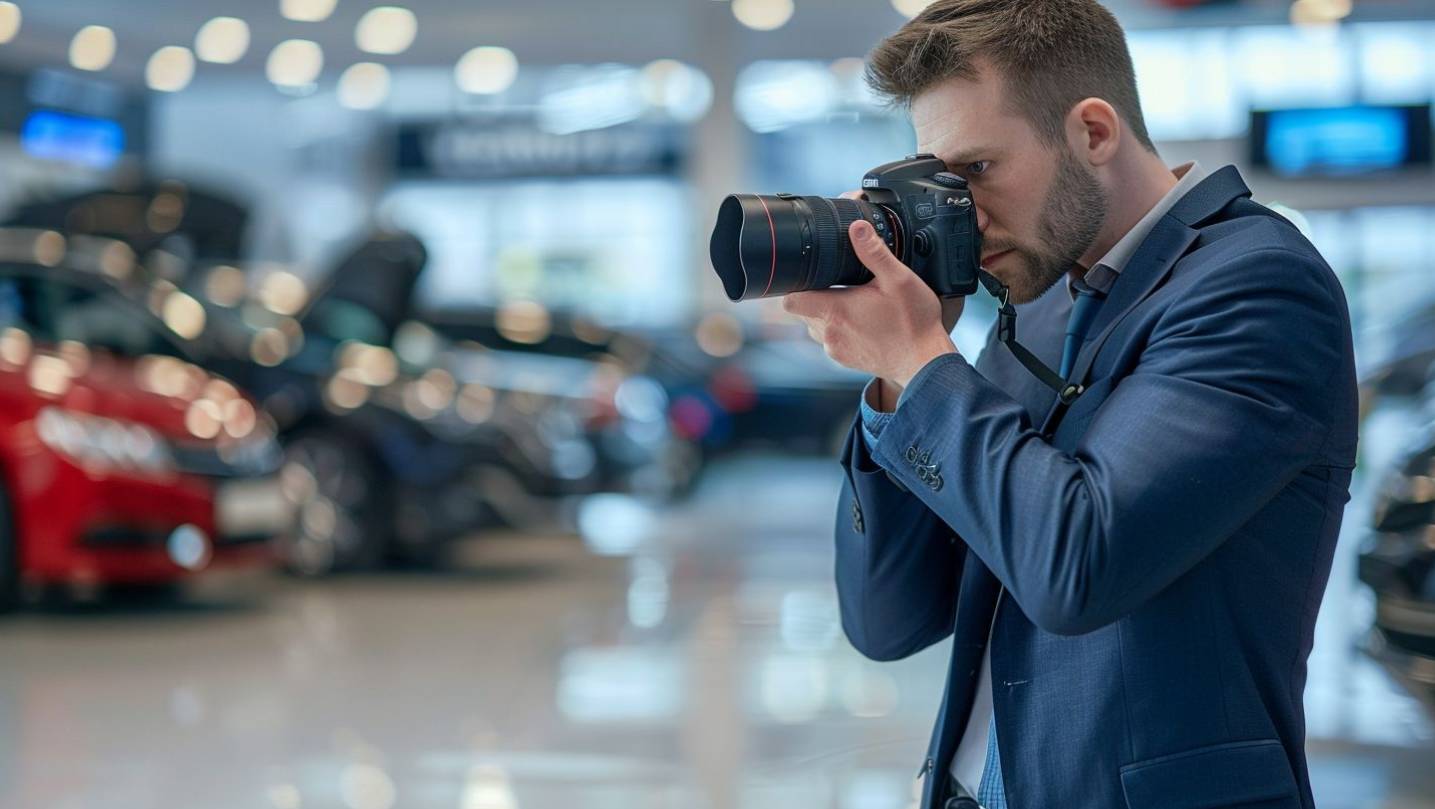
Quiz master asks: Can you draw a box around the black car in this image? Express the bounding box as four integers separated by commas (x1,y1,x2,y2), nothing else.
427,307,866,462
6,178,249,266
1359,425,1435,714
185,232,684,572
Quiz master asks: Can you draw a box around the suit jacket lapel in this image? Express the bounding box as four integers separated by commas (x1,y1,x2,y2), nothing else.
1037,166,1253,434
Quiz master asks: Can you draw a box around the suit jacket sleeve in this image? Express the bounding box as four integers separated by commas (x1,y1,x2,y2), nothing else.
868,247,1349,636
835,418,963,661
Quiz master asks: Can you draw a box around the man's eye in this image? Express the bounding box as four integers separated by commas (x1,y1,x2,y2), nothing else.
966,161,990,176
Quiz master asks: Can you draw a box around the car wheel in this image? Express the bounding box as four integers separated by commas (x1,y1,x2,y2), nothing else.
278,430,391,577
0,477,17,613
105,581,186,603
657,438,704,501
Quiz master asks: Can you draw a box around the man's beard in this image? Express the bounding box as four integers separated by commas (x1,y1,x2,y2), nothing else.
998,150,1109,304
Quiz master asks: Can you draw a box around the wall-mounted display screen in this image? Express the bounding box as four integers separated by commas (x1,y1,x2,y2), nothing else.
1250,104,1433,177
19,110,127,169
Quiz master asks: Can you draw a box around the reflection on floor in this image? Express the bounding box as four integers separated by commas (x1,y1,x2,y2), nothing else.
0,455,1431,809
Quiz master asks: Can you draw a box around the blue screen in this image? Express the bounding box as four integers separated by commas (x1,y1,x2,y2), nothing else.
1264,106,1408,176
20,110,126,169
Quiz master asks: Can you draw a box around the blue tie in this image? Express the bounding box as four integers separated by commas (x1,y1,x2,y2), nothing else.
975,279,1105,809
1060,278,1105,378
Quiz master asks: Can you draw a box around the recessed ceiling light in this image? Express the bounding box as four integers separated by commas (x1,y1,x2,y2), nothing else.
0,2,21,45
732,0,794,31
147,46,196,92
69,25,116,72
281,0,338,23
356,7,417,56
195,17,250,64
338,62,391,110
891,0,934,18
267,39,324,87
455,47,518,95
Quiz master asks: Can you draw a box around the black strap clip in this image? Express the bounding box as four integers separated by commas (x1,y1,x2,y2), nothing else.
976,270,1078,403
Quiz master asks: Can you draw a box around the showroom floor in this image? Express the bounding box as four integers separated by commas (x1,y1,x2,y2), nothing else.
1,455,1432,809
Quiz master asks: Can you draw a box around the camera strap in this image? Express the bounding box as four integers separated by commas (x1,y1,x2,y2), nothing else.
976,270,1085,405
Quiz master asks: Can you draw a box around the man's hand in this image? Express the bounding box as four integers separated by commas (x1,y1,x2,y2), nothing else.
783,217,959,390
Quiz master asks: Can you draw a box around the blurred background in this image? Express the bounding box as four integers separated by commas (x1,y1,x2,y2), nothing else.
0,1,1432,807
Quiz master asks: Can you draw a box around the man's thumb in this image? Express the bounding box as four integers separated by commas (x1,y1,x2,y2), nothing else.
849,220,905,280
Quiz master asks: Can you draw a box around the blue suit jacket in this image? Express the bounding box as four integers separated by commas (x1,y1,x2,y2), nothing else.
834,166,1357,809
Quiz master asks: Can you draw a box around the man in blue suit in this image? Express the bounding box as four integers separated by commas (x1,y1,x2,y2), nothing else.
782,2,1358,808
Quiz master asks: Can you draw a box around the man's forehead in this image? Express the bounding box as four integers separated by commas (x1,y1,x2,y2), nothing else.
911,72,1016,157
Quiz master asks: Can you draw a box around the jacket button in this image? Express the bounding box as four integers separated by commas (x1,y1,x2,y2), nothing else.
905,446,919,464
851,501,864,534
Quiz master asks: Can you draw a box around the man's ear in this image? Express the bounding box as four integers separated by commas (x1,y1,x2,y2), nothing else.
1067,98,1121,167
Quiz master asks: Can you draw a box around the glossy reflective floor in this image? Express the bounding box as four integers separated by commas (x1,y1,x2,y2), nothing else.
1,455,1432,809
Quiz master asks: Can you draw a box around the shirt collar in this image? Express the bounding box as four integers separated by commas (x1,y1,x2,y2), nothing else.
1075,161,1206,297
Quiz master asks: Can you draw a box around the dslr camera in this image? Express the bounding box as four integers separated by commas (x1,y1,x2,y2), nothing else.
709,154,983,301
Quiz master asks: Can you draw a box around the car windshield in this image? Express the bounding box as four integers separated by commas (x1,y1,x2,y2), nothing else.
301,297,391,347
0,265,186,359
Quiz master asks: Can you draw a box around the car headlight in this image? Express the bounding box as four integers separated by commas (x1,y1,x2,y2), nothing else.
217,413,283,475
614,375,669,424
35,407,175,474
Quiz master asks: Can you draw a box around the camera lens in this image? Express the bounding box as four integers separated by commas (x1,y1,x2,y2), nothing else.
710,194,900,302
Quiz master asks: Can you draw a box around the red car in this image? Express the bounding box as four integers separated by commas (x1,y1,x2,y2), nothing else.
0,251,287,608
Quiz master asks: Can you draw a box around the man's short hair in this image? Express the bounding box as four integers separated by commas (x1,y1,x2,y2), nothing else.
866,0,1156,152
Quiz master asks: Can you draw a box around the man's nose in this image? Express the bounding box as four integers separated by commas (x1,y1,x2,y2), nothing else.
974,203,991,234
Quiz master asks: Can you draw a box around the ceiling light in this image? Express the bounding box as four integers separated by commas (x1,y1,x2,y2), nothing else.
195,17,250,64
640,60,714,123
356,6,417,55
267,39,324,88
732,0,794,31
69,26,116,72
0,3,21,45
891,0,934,18
338,62,391,110
146,46,195,93
1290,0,1353,26
455,46,518,95
281,0,338,23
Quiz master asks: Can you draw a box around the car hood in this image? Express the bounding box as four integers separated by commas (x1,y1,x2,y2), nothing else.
444,345,605,399
2,346,258,443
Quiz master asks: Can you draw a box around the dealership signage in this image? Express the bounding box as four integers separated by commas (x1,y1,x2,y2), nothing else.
395,119,685,180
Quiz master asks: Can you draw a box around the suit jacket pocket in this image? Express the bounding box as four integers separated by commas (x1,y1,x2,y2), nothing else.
1119,739,1300,809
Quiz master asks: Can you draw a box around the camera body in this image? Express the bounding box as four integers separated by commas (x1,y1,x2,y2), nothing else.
708,153,983,301
859,153,983,298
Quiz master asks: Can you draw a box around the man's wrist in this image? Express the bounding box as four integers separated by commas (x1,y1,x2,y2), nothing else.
892,332,959,389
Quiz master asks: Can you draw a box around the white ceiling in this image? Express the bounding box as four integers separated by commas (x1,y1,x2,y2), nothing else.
1,0,1433,87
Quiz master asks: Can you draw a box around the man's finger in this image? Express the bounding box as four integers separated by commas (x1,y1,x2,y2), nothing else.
783,290,822,319
783,288,848,319
849,219,909,282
